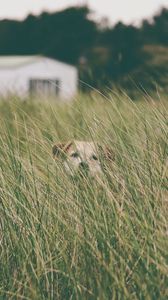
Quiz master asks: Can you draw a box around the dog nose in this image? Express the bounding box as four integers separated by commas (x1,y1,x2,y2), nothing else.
79,161,89,170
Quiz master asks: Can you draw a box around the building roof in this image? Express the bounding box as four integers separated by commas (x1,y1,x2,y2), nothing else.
0,55,75,70
0,56,42,69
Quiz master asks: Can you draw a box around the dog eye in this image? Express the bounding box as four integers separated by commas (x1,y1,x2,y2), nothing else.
71,152,79,158
92,154,98,161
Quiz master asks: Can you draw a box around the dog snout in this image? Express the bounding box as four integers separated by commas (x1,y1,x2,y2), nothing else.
79,161,89,170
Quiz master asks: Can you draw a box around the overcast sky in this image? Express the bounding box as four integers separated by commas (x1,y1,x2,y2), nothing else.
1,0,168,24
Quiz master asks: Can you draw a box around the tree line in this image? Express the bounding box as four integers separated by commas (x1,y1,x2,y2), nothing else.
0,6,168,89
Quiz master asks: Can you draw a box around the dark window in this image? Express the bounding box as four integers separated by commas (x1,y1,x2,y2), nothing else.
55,80,60,95
29,79,60,97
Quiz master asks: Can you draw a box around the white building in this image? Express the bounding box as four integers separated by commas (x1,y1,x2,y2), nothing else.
0,56,78,99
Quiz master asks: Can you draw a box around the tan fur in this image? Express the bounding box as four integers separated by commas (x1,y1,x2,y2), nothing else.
52,142,73,158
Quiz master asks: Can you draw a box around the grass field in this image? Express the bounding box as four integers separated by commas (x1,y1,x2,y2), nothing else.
0,92,168,299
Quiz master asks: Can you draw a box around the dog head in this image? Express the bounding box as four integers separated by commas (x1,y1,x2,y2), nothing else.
52,140,114,177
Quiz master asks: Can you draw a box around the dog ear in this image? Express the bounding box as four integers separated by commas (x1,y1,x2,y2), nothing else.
52,142,73,159
98,144,115,161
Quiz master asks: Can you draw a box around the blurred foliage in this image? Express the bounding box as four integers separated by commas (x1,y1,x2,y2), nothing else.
0,6,168,91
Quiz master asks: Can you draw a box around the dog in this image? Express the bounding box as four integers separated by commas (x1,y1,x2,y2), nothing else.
52,140,114,177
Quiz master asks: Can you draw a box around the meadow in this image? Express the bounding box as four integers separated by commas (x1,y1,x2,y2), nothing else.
0,92,168,299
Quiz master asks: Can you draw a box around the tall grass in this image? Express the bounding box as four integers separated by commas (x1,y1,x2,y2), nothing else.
0,93,168,299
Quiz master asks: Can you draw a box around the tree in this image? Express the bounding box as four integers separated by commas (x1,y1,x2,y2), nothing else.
141,8,168,45
0,6,98,64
